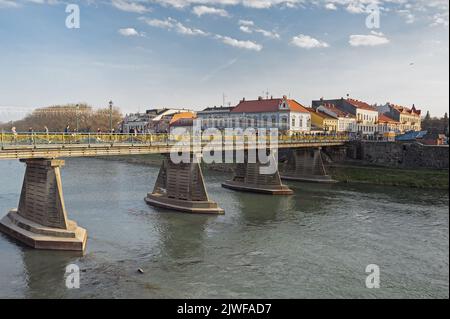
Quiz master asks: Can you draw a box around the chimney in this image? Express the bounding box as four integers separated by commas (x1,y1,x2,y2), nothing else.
320,97,324,101
282,95,287,100
258,96,263,101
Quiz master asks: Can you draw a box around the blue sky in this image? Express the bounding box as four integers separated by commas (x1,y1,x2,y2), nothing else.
0,0,448,121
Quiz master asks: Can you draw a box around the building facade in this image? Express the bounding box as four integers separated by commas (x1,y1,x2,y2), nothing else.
229,96,311,133
315,103,357,132
312,98,378,136
376,103,421,132
305,107,338,131
121,112,153,133
377,114,401,134
168,112,197,135
196,106,234,130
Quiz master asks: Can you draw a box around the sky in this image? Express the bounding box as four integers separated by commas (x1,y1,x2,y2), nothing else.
0,0,448,122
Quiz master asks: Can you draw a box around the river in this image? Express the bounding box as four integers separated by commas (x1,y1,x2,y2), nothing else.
0,158,448,298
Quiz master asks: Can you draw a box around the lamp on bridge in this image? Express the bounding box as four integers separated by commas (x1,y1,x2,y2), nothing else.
109,100,113,133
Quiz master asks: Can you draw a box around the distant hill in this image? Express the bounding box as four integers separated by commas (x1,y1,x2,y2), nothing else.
0,103,123,133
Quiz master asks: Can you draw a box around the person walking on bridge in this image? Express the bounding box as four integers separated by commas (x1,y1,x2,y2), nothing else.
11,126,17,144
28,127,34,145
44,126,50,144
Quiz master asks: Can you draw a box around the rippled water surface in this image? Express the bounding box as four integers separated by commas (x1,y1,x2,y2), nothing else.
0,158,448,298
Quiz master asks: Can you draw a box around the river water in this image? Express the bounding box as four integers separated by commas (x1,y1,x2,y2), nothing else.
0,158,448,298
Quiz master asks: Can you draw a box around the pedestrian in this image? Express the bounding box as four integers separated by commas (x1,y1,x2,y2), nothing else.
44,126,50,143
64,125,70,134
28,127,34,144
11,126,17,144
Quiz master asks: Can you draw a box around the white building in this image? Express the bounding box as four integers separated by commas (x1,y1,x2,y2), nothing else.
316,103,357,132
196,106,234,130
229,96,311,133
313,97,378,136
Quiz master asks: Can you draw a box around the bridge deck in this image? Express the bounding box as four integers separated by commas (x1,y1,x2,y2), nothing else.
0,133,348,159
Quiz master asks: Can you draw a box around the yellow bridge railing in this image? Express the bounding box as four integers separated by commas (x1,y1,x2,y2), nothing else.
0,132,350,148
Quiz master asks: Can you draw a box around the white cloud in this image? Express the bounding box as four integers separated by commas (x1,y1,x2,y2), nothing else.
141,17,209,36
349,31,390,47
240,25,252,33
291,34,329,49
141,15,262,51
346,2,365,14
238,19,280,39
238,19,254,26
215,35,263,51
148,0,301,9
430,12,449,27
0,0,20,8
174,20,209,35
192,5,229,17
325,3,337,10
398,9,415,24
255,28,280,38
112,0,151,13
141,17,174,28
118,27,141,36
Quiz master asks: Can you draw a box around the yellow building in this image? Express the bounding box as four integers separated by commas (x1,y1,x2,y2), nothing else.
305,107,338,132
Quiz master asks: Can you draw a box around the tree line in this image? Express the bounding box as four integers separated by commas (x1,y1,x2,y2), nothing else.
0,103,123,133
422,111,449,136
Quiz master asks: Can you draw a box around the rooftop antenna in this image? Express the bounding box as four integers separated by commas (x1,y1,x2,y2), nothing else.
265,89,269,99
222,93,226,107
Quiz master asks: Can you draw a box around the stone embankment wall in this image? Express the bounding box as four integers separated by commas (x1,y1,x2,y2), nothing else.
342,141,449,169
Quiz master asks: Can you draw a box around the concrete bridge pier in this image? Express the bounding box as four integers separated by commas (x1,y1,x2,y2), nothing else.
0,159,87,251
281,148,337,183
222,152,293,195
145,155,224,214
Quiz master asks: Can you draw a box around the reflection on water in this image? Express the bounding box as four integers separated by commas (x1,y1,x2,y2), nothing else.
0,158,448,298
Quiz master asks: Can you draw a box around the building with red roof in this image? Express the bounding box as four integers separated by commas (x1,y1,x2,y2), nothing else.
228,96,311,132
376,103,422,132
377,113,401,134
312,97,379,136
315,102,357,132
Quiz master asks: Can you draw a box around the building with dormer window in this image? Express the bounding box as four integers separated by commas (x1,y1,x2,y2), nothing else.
312,97,378,136
229,96,311,133
376,103,422,132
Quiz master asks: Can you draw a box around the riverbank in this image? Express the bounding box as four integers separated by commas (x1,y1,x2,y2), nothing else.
328,164,449,190
95,155,449,190
97,154,164,166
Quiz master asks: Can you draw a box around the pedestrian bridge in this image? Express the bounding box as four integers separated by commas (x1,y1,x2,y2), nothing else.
0,132,348,159
0,132,349,253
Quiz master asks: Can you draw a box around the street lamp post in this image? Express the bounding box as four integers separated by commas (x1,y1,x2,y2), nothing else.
76,104,79,133
109,100,113,133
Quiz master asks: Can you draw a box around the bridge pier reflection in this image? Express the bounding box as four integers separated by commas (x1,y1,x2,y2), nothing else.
222,152,293,195
280,148,337,183
0,159,87,252
145,155,224,214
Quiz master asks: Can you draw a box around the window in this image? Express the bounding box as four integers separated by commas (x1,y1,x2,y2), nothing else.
292,117,296,127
